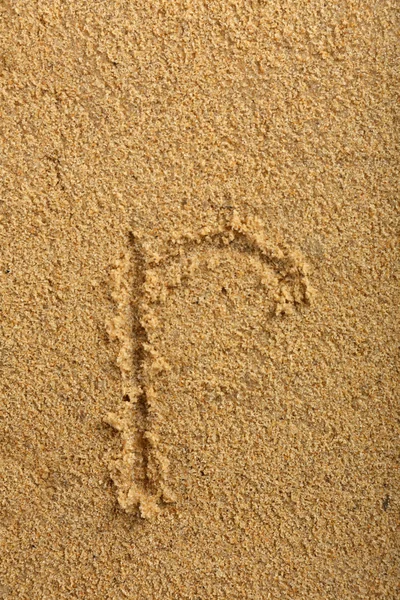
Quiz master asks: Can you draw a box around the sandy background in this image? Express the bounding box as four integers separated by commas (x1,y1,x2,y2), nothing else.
0,1,398,598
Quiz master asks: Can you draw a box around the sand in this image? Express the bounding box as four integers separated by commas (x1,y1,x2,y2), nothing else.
0,1,398,598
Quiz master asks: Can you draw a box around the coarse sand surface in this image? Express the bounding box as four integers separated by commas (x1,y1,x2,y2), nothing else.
0,2,398,599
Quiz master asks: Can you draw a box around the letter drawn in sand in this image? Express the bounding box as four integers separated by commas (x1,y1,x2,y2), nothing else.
105,213,313,519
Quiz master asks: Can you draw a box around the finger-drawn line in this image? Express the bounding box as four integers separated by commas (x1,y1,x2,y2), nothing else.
105,212,313,519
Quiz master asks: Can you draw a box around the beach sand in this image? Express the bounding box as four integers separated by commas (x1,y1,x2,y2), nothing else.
0,1,398,598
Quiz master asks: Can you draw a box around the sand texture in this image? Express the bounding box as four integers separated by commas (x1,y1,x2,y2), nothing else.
0,1,398,599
